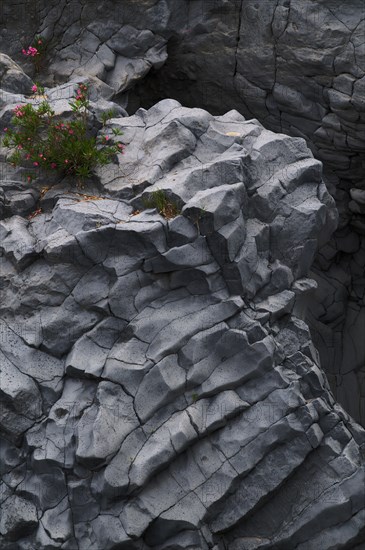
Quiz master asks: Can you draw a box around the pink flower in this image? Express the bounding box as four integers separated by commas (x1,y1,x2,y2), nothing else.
64,159,69,164
69,129,74,135
22,46,38,57
14,105,25,118
104,135,109,141
18,145,23,149
3,128,7,132
26,154,31,160
38,39,42,45
39,153,43,158
27,176,32,182
51,163,57,169
33,161,39,166
31,84,38,93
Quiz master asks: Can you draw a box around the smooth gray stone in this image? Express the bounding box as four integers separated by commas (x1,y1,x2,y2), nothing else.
0,53,33,94
134,354,186,422
103,427,148,496
167,215,198,246
76,381,139,467
66,318,126,378
0,216,36,268
40,496,72,544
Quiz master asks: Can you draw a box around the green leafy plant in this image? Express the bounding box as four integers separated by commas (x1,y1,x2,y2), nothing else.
22,35,47,73
101,109,116,126
2,83,125,184
142,189,180,219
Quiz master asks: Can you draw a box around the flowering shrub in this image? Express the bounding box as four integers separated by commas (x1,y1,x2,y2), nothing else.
31,83,45,95
2,83,125,182
22,36,46,73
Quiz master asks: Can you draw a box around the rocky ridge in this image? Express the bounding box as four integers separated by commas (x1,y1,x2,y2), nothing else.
0,71,364,548
1,0,363,426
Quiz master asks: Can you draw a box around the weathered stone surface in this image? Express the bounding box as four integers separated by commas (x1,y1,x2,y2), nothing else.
0,494,38,541
76,380,139,467
0,53,33,94
0,61,364,550
2,0,360,424
0,350,42,441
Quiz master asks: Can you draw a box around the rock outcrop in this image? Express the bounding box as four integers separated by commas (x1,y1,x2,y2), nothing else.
1,0,363,426
1,77,364,548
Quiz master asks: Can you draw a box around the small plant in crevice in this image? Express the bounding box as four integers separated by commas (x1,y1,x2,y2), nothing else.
191,392,199,403
142,189,181,219
191,205,207,232
2,82,126,185
101,109,116,126
22,35,47,73
31,82,46,96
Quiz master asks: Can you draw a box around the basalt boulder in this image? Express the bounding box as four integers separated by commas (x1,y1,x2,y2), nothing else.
0,80,364,548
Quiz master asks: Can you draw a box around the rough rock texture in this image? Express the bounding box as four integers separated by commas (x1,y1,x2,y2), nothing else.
1,1,363,182
1,76,364,548
0,0,363,426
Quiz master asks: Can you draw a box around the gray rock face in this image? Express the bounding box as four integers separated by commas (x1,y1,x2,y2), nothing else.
0,77,364,549
0,53,33,95
0,0,363,427
131,0,365,429
1,1,363,183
